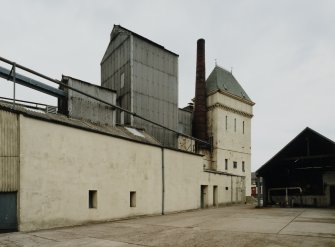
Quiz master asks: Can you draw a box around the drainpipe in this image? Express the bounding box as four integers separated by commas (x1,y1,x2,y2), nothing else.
161,148,165,215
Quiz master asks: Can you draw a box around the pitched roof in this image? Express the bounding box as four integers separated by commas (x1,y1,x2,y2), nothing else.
206,65,253,102
256,127,335,176
111,25,179,57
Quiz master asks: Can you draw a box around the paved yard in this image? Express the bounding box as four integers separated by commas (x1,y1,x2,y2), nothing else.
1,205,335,247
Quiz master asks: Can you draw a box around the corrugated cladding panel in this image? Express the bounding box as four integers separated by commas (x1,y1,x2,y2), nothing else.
132,36,178,148
178,109,192,135
0,110,19,192
101,34,132,124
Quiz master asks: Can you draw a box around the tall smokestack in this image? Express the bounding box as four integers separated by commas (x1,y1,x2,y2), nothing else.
192,39,208,142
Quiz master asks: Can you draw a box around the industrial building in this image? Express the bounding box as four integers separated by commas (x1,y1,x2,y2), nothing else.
101,25,179,147
256,127,335,207
0,25,254,232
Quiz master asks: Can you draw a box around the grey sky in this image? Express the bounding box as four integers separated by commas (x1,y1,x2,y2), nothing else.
1,0,334,171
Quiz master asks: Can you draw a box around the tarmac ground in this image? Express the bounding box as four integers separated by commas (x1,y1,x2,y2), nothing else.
0,204,335,247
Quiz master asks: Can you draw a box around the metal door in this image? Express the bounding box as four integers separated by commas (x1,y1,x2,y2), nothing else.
0,192,17,231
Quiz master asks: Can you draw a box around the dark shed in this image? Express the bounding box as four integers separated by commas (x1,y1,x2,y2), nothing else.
257,127,335,207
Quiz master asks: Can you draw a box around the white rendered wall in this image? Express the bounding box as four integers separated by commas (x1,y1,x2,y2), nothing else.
207,91,253,197
19,116,162,231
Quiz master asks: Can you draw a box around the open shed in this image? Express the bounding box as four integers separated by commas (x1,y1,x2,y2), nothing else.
256,127,335,207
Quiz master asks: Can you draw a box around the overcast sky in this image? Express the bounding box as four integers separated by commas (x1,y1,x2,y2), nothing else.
1,0,334,171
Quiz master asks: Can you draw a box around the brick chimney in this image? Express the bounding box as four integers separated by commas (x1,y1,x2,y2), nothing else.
192,39,208,142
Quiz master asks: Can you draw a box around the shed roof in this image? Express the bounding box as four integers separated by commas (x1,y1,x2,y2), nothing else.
206,66,253,103
257,127,335,177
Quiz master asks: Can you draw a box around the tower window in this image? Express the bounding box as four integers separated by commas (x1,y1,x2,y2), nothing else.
225,159,228,170
243,121,245,134
120,73,125,88
120,111,125,125
233,161,237,169
242,161,245,172
225,116,228,130
234,118,236,132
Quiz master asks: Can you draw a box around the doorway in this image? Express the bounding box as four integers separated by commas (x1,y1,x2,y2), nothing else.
0,192,17,232
213,185,218,207
201,185,208,208
330,186,335,206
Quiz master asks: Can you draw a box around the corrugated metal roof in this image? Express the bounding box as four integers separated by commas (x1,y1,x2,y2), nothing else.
206,66,252,102
0,102,161,147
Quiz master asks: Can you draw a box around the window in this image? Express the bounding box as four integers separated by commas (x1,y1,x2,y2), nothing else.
243,121,245,134
120,72,125,88
225,159,228,170
233,161,237,169
225,116,228,130
234,118,236,132
120,111,125,125
242,161,245,172
89,190,97,209
130,191,136,207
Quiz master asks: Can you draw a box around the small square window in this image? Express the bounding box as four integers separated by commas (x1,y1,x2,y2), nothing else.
89,190,97,209
130,191,136,207
233,161,237,169
225,187,229,190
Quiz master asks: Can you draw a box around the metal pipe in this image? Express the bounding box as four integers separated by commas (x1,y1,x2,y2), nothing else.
0,56,210,147
267,187,302,204
0,65,66,98
0,96,55,108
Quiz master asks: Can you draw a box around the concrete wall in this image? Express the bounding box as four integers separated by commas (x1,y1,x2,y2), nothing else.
0,110,19,192
61,77,116,126
19,115,162,231
207,91,253,196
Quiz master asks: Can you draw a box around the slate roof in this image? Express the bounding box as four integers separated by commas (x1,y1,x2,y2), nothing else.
206,65,253,102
